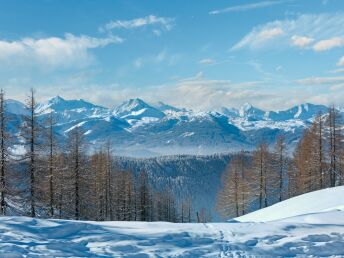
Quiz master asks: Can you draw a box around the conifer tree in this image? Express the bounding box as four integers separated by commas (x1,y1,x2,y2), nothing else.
0,89,8,215
105,141,113,220
252,143,270,209
21,89,41,217
67,127,84,220
216,152,249,218
138,171,151,221
327,106,343,186
46,112,57,217
274,135,287,202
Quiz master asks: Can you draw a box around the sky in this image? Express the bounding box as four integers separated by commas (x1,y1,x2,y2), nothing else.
0,0,344,111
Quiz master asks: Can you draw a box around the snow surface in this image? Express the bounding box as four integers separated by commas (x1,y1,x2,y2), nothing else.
235,186,344,223
1,187,344,257
0,213,344,257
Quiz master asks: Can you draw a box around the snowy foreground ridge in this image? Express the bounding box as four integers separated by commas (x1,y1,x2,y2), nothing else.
1,187,344,257
236,186,344,223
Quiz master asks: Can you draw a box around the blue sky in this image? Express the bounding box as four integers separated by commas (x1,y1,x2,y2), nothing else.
0,0,343,110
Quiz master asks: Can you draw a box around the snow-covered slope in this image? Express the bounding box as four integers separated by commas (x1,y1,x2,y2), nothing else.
112,98,165,126
37,96,109,121
2,190,344,257
2,187,344,257
5,99,29,116
154,101,183,113
236,186,344,223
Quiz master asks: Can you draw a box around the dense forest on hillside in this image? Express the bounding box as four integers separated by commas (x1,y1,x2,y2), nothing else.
217,109,344,218
0,89,343,222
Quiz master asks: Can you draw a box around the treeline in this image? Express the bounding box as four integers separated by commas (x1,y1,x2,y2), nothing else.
0,89,201,222
217,110,343,218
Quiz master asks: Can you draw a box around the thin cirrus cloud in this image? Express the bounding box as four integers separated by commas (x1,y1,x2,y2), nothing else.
99,15,175,33
328,68,344,74
0,33,123,69
296,75,344,93
151,75,273,110
290,35,314,47
232,13,344,52
313,37,344,51
336,56,344,66
68,74,341,111
232,27,285,50
199,59,216,65
11,72,342,111
296,76,344,85
209,0,290,15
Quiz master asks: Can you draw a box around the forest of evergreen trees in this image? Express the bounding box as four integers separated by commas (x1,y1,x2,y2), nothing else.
217,109,343,218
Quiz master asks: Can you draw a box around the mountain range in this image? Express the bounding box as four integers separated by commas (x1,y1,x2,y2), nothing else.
5,96,339,157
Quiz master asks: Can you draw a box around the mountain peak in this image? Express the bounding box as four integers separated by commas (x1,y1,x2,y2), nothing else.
154,101,182,112
48,96,65,104
42,96,106,114
241,102,253,111
238,103,264,120
113,98,165,120
115,98,150,112
127,98,148,107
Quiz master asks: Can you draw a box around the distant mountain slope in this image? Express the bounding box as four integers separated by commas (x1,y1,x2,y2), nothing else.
114,154,231,218
4,96,342,156
112,98,165,127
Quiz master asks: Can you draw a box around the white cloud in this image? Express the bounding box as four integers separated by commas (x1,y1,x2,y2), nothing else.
337,56,344,66
49,74,340,110
7,72,344,111
0,33,122,69
210,0,290,15
100,15,174,32
259,28,284,40
232,13,344,51
296,76,344,85
290,35,314,47
128,50,182,73
328,68,344,73
165,75,344,110
330,83,344,91
313,37,344,51
150,76,271,110
232,27,284,50
199,59,216,65
153,50,182,66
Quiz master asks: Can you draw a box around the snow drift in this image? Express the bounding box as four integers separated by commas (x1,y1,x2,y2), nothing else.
0,187,344,256
235,186,344,223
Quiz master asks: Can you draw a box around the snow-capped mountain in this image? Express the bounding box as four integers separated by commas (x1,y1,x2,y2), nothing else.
4,96,342,156
5,99,28,116
111,98,165,127
112,98,165,119
153,101,183,113
238,103,266,121
37,96,109,122
266,103,328,121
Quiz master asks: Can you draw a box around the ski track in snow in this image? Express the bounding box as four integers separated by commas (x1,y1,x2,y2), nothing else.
0,215,344,257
